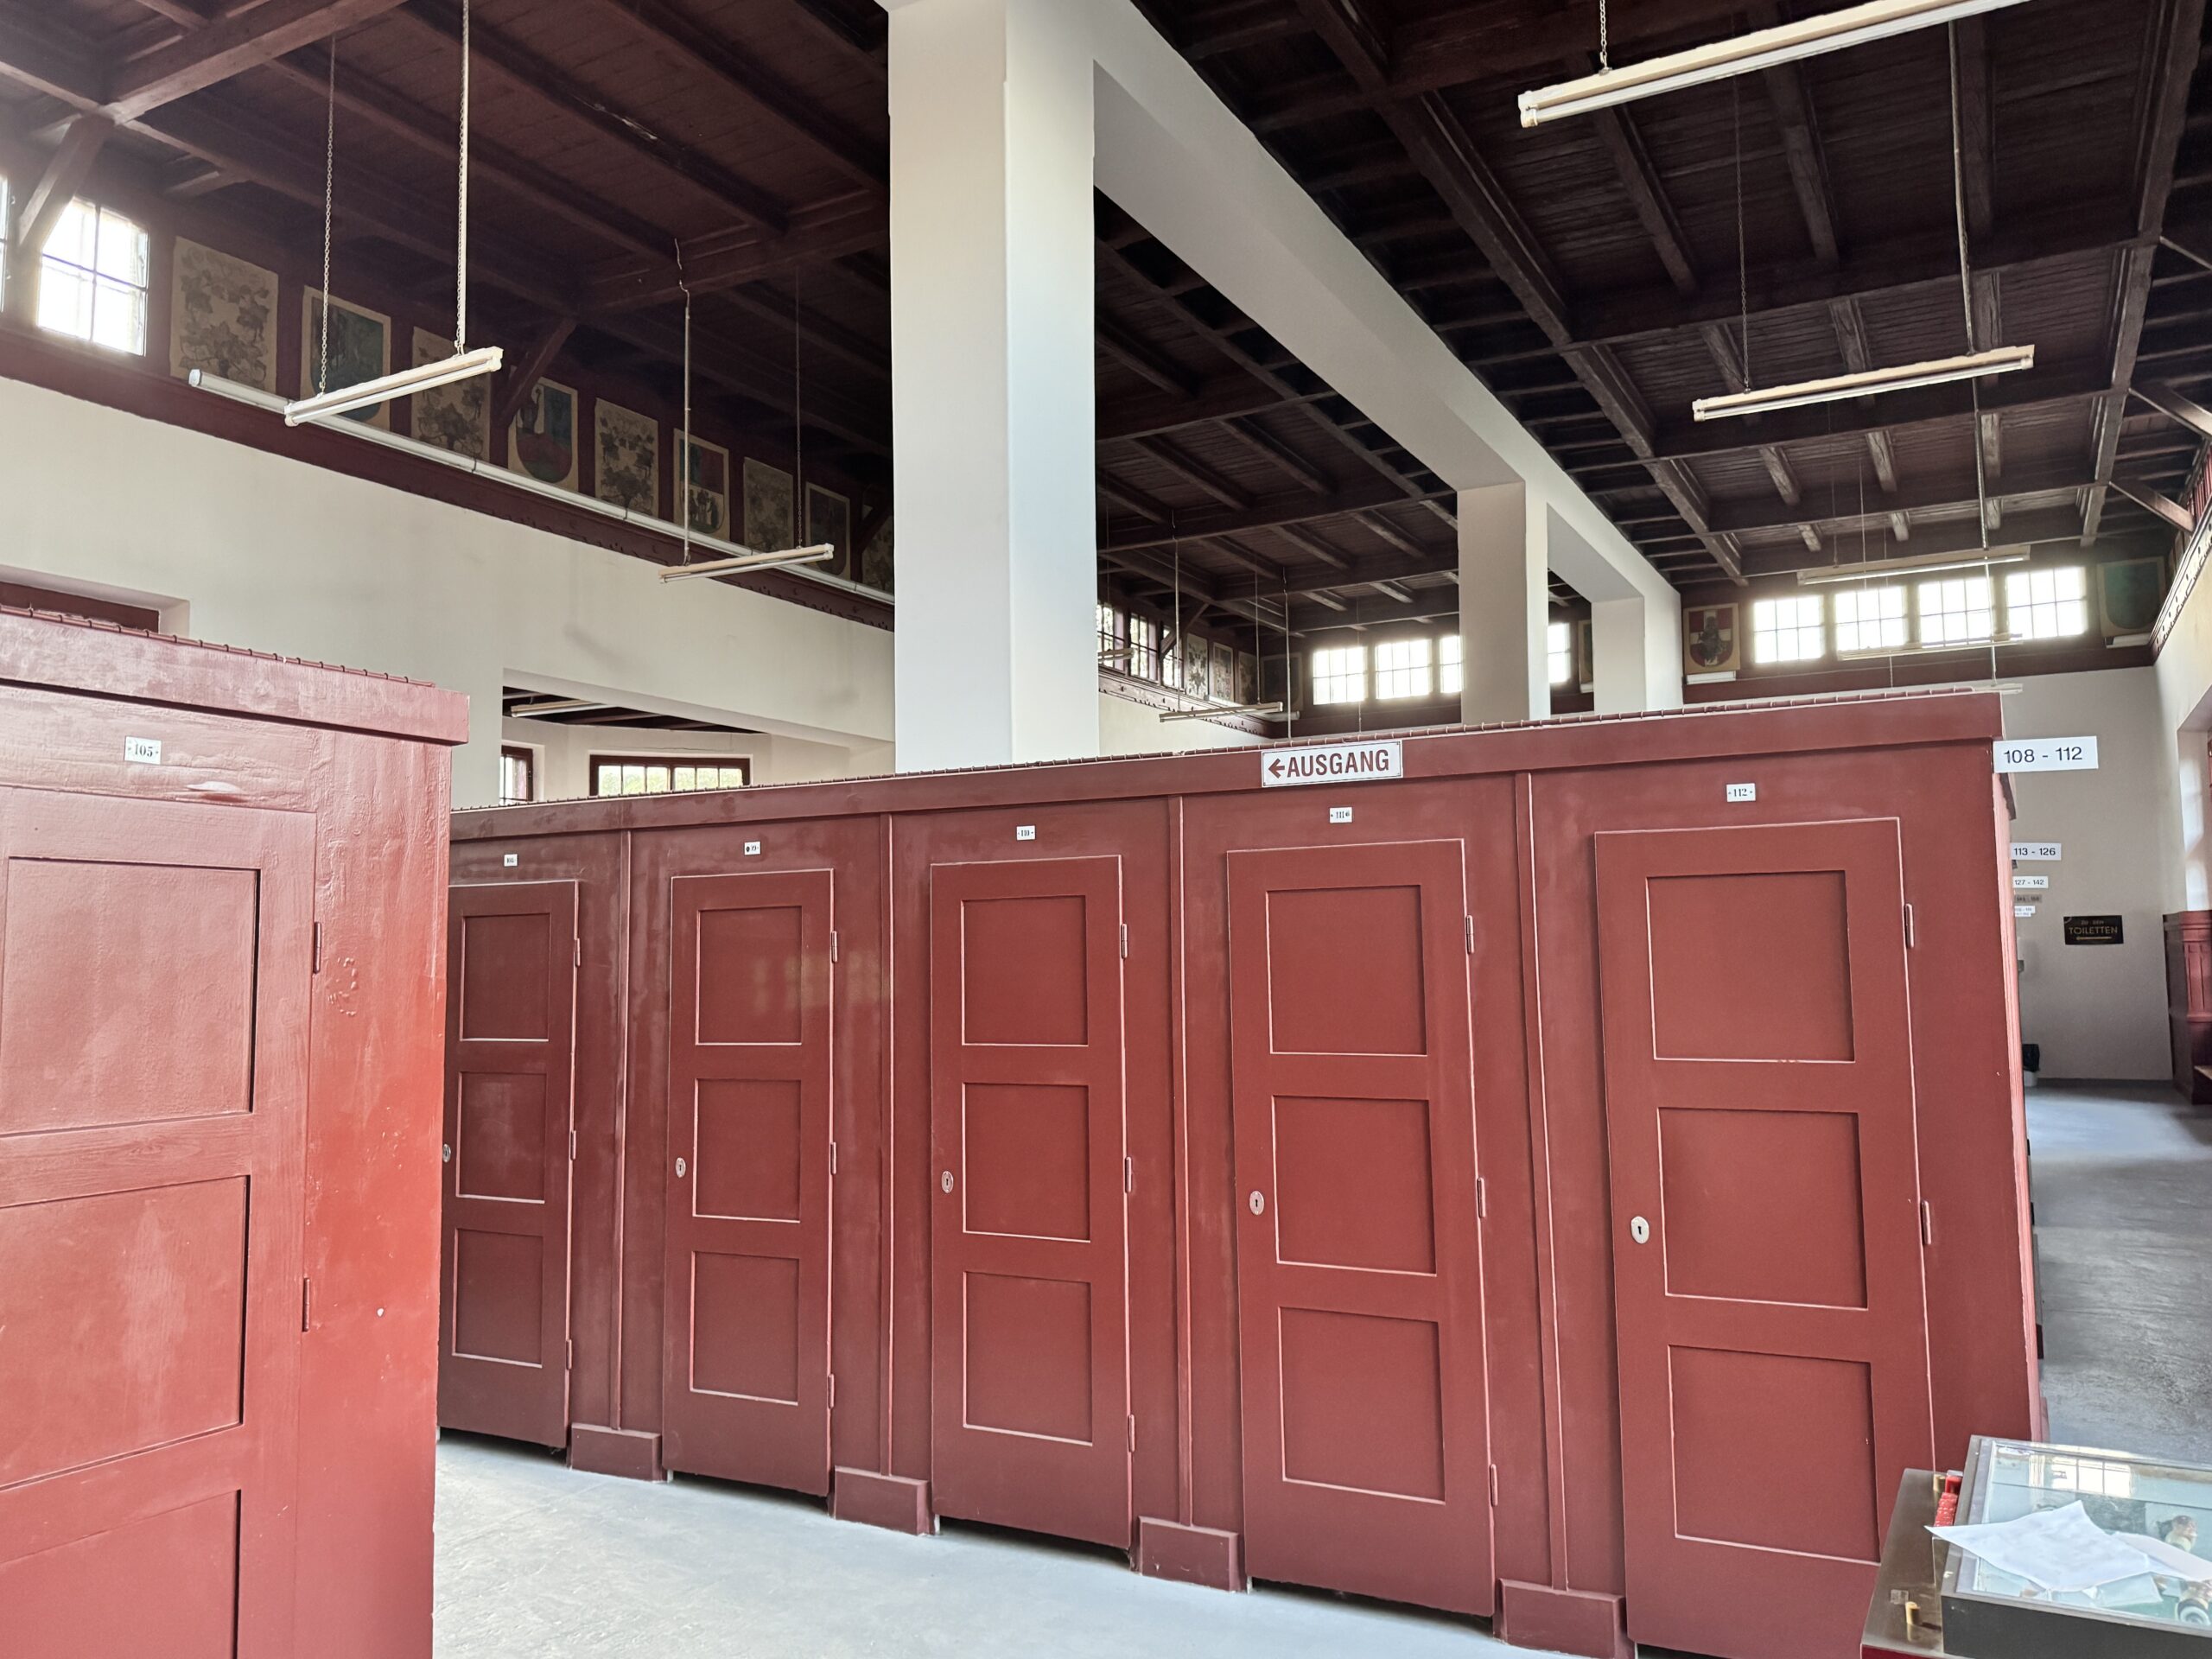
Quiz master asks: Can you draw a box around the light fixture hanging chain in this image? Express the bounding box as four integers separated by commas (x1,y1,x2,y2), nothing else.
792,276,804,553
453,0,472,352
1947,22,1993,556
318,37,337,395
1734,77,1750,390
1599,0,1610,72
676,237,692,568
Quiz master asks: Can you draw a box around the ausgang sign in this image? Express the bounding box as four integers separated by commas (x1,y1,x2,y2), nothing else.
1261,739,1404,788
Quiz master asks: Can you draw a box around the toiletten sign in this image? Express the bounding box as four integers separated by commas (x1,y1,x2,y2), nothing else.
1261,739,1404,788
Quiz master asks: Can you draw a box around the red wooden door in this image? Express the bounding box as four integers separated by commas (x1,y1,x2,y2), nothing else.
930,856,1132,1547
439,880,579,1448
1225,839,1492,1612
1595,820,1935,1659
663,870,835,1494
0,789,312,1659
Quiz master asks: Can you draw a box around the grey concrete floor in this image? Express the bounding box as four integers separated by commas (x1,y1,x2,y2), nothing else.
434,1078,2212,1657
2030,1078,2212,1461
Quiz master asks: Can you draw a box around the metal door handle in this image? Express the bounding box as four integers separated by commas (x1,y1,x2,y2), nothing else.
1249,1190,1265,1216
675,1157,688,1179
941,1170,955,1195
1630,1215,1650,1244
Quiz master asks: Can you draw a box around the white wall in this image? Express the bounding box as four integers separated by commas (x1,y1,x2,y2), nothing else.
2005,668,2171,1080
501,719,879,802
1097,690,1263,757
0,375,894,809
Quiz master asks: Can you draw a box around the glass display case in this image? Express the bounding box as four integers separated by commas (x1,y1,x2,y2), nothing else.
1942,1435,2212,1656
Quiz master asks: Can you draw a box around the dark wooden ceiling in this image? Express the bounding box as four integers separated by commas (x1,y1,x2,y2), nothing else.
0,0,2202,643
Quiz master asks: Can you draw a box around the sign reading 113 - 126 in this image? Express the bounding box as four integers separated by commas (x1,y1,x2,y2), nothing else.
1993,736,2099,774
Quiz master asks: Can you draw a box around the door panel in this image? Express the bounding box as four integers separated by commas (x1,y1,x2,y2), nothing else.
0,789,312,1658
931,857,1131,1548
1596,820,1934,1659
663,870,834,1494
440,881,578,1447
1226,840,1491,1612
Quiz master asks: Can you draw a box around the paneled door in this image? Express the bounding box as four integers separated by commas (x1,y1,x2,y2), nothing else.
663,870,835,1495
0,790,313,1658
930,856,1132,1548
1595,820,1934,1659
439,880,579,1448
1225,839,1491,1612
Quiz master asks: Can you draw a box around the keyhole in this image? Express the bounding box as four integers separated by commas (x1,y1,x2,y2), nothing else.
442,1144,452,1164
1630,1215,1650,1244
675,1157,688,1179
1249,1191,1266,1216
941,1170,955,1195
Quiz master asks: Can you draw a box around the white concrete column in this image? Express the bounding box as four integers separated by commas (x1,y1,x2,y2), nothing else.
886,0,1099,771
1456,482,1549,724
1590,592,1685,714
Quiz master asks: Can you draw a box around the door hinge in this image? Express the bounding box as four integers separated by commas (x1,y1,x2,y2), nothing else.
829,1374,836,1409
1465,914,1476,955
1489,1464,1499,1507
1476,1176,1488,1220
1124,1154,1135,1193
830,1141,839,1177
1128,1414,1137,1452
312,921,323,975
569,1128,578,1161
1920,1199,1935,1247
301,1276,312,1332
1904,902,1916,948
830,930,840,963
566,1338,575,1371
1120,921,1129,959
574,936,582,968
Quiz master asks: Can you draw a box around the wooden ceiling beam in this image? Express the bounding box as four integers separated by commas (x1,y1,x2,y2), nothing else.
2083,0,2204,543
1745,1,1843,267
1284,0,1741,583
582,195,890,311
396,0,791,236
263,50,664,262
6,112,111,285
1710,454,2102,537
788,0,886,75
1222,416,1332,493
1126,435,1253,512
1957,16,1996,242
1094,232,1443,513
493,316,577,434
105,0,406,120
1698,322,1798,506
1577,59,1698,296
572,0,887,193
2133,378,2212,441
1576,203,2139,352
2109,474,2194,531
1098,309,1198,397
1105,474,1446,554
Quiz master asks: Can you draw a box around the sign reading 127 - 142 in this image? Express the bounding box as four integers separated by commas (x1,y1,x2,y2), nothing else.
1261,738,1404,788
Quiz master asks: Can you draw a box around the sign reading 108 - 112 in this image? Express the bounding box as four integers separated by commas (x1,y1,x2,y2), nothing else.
1993,736,2099,774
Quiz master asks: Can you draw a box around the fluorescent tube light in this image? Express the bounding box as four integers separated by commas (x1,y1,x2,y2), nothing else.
1157,702,1288,723
190,370,887,605
660,545,836,582
1518,0,2034,127
1693,345,2034,422
1798,546,2030,584
283,345,504,427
